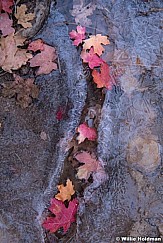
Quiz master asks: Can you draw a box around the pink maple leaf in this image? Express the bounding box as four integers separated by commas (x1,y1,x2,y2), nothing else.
80,47,103,69
74,151,99,180
0,13,15,36
0,0,14,13
74,151,107,183
76,123,97,144
42,198,78,233
29,44,57,75
28,39,44,52
69,26,86,46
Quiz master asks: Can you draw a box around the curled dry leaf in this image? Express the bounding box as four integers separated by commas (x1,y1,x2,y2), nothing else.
15,4,35,28
2,75,39,108
74,151,101,180
29,42,58,75
76,123,97,144
92,62,115,89
0,13,15,36
69,26,86,46
80,47,103,69
55,179,75,202
83,34,110,56
42,198,78,233
0,0,14,13
0,33,32,72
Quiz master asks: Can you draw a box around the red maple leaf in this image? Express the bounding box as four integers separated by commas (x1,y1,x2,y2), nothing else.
76,123,97,144
42,198,78,233
69,26,86,46
92,62,115,89
80,47,103,69
56,106,66,121
0,0,14,13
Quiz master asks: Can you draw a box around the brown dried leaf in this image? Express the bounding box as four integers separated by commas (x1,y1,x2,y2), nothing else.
2,75,39,108
0,33,32,72
15,4,35,28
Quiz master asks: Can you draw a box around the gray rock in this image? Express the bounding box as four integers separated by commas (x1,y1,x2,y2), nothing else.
0,3,86,243
0,0,162,242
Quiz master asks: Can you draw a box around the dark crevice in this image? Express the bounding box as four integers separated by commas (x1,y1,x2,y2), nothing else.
44,67,107,242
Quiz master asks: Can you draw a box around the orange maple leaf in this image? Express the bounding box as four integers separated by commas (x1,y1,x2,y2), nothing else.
83,34,110,56
55,179,75,202
92,62,114,89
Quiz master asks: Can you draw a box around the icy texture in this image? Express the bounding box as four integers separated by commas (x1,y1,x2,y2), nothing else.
74,0,163,242
0,3,87,243
0,0,162,242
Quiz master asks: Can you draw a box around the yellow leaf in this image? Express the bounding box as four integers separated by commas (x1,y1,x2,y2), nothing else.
55,179,75,202
83,34,110,56
15,4,35,28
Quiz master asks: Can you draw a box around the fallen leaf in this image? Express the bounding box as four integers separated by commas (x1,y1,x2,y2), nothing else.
15,4,35,28
2,74,39,108
42,198,78,233
80,47,103,69
136,56,141,65
76,123,97,144
0,0,14,13
56,106,65,121
74,151,100,180
0,13,15,36
29,43,57,75
55,179,75,202
0,33,32,72
69,26,86,46
83,34,110,56
40,131,47,141
14,32,27,46
28,39,44,52
92,62,114,89
70,2,96,26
